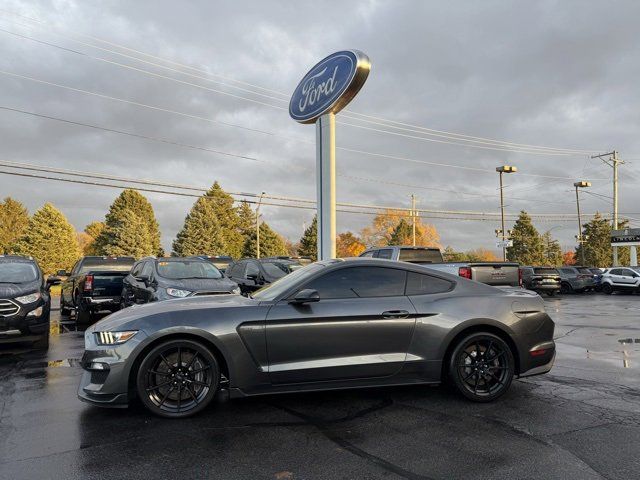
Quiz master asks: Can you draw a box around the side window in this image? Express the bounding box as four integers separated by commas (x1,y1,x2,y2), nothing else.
360,251,374,258
141,261,153,278
561,268,573,274
406,272,454,295
245,262,260,278
610,269,622,276
130,262,143,277
376,249,393,259
71,260,82,275
302,266,407,299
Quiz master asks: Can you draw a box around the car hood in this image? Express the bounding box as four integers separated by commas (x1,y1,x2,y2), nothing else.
160,277,238,292
91,293,257,332
0,280,41,299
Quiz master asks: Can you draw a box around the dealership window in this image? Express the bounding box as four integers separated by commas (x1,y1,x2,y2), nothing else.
303,266,406,299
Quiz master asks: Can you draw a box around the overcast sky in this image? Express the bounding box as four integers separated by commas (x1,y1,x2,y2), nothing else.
1,0,639,253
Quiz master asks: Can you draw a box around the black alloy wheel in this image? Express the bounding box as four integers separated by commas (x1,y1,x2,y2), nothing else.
449,333,514,402
136,339,219,418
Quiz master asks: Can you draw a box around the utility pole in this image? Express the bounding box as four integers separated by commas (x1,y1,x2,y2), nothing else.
496,166,517,261
411,194,416,246
591,151,623,265
256,192,265,259
574,181,591,265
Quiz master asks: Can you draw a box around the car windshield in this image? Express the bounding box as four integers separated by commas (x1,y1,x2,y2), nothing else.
398,248,442,264
157,260,222,279
252,263,324,301
79,257,135,273
0,262,39,283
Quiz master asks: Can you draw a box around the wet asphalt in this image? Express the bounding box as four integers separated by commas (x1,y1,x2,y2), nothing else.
0,294,639,480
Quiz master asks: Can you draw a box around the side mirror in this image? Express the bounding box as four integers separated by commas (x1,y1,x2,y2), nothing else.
46,276,62,286
290,289,320,305
246,273,260,283
135,274,150,285
56,269,68,276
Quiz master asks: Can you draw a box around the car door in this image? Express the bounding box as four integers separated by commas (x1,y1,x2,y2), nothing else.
618,268,637,286
608,268,623,286
265,265,417,384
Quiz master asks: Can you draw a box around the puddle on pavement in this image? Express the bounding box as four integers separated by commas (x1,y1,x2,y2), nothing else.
618,338,640,368
50,318,87,335
583,338,640,368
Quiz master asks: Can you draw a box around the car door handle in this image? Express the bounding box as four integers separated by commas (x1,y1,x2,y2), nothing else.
382,310,410,319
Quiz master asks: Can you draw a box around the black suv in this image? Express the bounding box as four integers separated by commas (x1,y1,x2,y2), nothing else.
0,255,59,349
121,257,240,306
226,258,303,294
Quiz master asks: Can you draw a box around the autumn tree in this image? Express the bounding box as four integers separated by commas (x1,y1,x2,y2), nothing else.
242,221,288,257
0,197,29,254
172,196,227,256
14,203,81,274
466,248,500,262
336,232,366,257
442,246,468,262
298,216,317,260
506,211,546,265
82,221,105,255
360,210,440,248
562,251,576,265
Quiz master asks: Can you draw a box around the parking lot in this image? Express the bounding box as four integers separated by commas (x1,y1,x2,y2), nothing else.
0,294,639,480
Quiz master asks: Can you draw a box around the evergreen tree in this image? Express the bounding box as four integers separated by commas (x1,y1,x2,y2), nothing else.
14,203,81,274
506,211,546,265
83,221,105,255
575,213,629,266
203,182,243,258
541,231,563,266
99,189,162,256
101,209,153,258
172,197,227,256
388,219,413,245
298,216,317,260
443,246,469,262
0,197,29,254
236,201,255,238
242,222,288,258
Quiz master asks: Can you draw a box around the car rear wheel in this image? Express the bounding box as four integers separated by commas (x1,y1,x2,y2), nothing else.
560,282,573,294
601,283,613,295
136,339,219,418
448,333,514,402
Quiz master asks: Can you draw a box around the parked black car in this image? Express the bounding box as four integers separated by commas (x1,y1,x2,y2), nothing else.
121,257,240,307
0,255,59,349
197,255,234,274
226,258,303,294
60,256,136,323
520,266,561,296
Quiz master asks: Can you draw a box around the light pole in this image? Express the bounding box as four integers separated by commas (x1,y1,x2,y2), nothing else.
256,192,265,258
496,165,518,261
574,181,591,265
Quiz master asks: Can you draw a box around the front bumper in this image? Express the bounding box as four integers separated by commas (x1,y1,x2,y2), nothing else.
77,328,147,408
0,298,49,344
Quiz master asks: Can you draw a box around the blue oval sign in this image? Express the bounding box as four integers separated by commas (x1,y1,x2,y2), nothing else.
289,50,371,124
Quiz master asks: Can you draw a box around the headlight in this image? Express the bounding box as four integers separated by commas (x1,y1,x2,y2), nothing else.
27,306,43,317
95,331,138,346
231,286,240,295
15,292,41,304
166,288,192,298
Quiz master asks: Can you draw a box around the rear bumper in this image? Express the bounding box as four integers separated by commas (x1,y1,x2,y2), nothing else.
82,296,121,309
530,284,560,291
519,347,555,377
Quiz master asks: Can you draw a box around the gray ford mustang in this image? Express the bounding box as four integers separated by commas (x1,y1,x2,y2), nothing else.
78,258,555,418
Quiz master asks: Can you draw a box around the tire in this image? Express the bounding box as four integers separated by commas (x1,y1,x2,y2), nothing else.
60,297,71,317
448,333,515,402
74,294,92,324
33,321,50,350
601,283,613,295
136,339,220,418
560,282,573,294
546,290,555,297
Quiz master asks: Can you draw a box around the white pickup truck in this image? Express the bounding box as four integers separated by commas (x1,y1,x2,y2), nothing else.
359,246,521,288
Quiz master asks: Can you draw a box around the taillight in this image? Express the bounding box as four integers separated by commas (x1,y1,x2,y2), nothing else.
84,274,94,291
458,266,472,279
519,268,523,287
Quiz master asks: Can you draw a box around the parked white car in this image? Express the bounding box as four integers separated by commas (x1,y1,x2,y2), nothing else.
600,267,640,294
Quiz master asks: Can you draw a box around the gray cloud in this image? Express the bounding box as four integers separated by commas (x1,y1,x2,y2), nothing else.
1,0,639,254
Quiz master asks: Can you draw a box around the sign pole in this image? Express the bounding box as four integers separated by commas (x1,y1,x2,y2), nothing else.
316,113,336,260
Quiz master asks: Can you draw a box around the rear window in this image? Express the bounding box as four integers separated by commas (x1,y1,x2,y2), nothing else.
398,248,442,264
534,268,557,274
406,272,453,295
78,257,135,273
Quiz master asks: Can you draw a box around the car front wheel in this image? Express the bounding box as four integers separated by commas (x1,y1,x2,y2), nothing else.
136,339,220,418
601,283,613,295
448,333,515,402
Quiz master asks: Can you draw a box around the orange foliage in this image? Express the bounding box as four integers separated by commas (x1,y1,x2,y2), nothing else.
360,209,441,248
562,251,576,265
336,232,366,258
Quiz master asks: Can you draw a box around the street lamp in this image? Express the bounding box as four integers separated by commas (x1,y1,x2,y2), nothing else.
496,165,518,261
256,192,266,258
574,181,591,265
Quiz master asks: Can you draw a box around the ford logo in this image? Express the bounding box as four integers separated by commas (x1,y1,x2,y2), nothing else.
289,50,371,124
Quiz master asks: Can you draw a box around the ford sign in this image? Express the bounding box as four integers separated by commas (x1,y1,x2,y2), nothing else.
289,50,371,124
